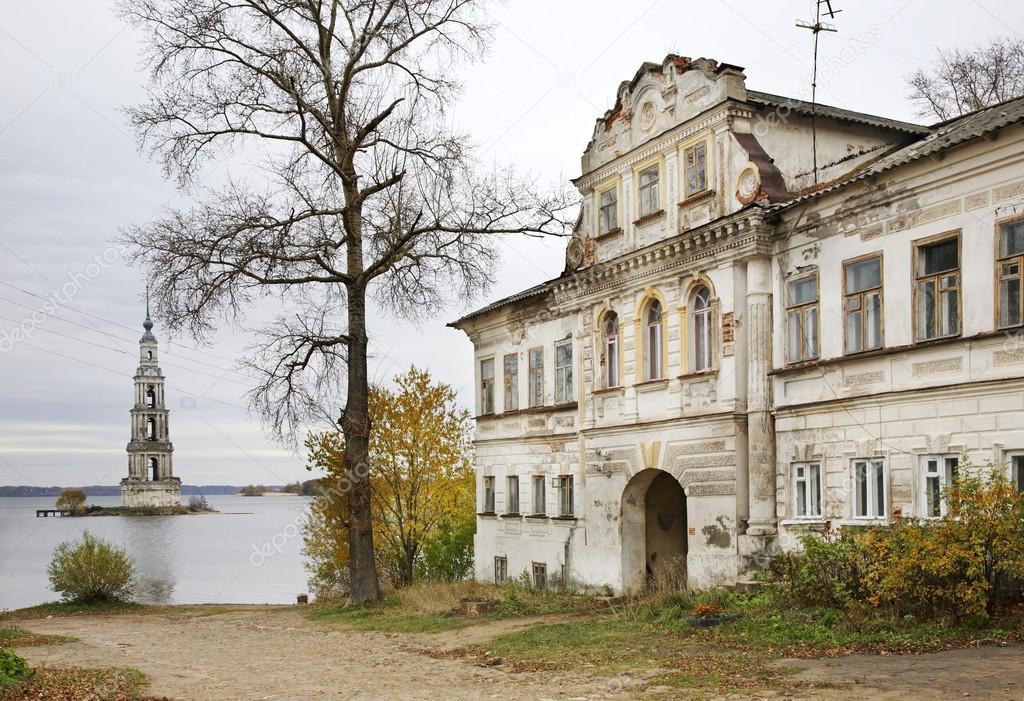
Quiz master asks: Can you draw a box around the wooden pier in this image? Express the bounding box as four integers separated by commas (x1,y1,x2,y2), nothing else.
36,509,72,517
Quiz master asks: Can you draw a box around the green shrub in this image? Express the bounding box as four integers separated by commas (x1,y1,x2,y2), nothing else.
770,530,867,611
0,648,27,687
47,532,136,603
55,489,86,513
770,461,1024,622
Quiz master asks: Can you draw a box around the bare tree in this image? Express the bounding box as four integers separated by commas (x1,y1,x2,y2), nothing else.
118,0,572,603
908,37,1024,121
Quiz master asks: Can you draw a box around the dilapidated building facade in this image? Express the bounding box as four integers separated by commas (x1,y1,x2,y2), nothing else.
450,55,1024,592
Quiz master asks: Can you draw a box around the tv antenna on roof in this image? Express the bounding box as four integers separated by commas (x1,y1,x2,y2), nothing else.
796,0,840,186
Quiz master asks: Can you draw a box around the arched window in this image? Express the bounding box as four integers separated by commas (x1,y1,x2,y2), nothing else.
643,299,663,380
146,387,155,408
147,418,157,440
602,312,619,388
692,285,713,372
148,456,159,480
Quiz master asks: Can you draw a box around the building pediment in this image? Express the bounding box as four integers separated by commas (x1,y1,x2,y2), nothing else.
582,55,747,174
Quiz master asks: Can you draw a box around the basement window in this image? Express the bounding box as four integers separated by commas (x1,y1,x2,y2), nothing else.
532,562,547,590
494,556,508,585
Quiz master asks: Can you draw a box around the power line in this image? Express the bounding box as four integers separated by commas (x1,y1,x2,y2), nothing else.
0,279,245,369
0,295,253,382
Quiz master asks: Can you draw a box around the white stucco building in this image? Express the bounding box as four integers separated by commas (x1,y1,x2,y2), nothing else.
450,55,1024,592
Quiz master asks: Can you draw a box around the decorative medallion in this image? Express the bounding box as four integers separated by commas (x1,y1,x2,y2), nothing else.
735,163,762,205
638,101,656,132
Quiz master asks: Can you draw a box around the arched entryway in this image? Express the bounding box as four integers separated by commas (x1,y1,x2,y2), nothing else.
621,469,688,592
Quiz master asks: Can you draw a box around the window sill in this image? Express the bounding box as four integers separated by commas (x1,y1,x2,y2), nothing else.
780,518,829,527
769,329,1012,377
633,210,665,227
551,515,577,522
500,512,521,518
595,227,623,240
475,402,578,420
677,369,717,381
635,378,670,391
678,189,715,207
477,512,498,518
524,514,549,520
592,386,625,396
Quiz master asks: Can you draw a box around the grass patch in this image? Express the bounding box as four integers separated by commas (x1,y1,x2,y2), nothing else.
310,580,600,633
0,666,163,701
312,598,467,633
0,600,143,621
0,628,74,647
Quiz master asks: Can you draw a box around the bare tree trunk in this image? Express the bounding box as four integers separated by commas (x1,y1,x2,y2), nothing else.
342,281,381,603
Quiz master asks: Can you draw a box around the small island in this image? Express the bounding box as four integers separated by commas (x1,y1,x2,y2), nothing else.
47,489,218,517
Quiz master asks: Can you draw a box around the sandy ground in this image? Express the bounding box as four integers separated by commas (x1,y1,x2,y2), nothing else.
13,607,1024,700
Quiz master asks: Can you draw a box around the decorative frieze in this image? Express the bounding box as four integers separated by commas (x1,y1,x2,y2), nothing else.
887,199,962,232
912,357,963,376
994,179,1024,202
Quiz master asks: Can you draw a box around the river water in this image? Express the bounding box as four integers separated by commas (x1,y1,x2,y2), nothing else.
0,495,311,611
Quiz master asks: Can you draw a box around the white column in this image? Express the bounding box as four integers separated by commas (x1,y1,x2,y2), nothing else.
745,256,776,535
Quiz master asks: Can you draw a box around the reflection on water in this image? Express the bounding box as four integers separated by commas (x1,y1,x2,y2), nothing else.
125,517,178,603
0,495,311,611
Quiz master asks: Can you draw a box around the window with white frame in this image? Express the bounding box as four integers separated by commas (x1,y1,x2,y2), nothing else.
683,141,708,197
598,187,618,234
1007,452,1024,492
602,312,620,388
786,273,819,363
558,475,574,517
998,219,1024,328
505,475,519,514
915,234,960,341
494,556,507,584
479,358,494,415
692,285,713,371
852,458,886,519
482,476,495,513
503,353,518,412
920,454,959,518
528,347,544,407
638,166,660,217
643,299,664,380
844,255,883,354
532,475,546,515
793,462,822,518
554,338,573,404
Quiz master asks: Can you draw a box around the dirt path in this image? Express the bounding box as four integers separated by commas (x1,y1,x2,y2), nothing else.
13,608,638,700
12,608,1024,700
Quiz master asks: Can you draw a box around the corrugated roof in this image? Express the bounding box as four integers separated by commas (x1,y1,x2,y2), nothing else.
746,90,930,135
447,279,557,328
771,94,1024,212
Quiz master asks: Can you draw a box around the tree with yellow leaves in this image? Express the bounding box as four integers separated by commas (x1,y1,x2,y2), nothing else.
303,367,475,593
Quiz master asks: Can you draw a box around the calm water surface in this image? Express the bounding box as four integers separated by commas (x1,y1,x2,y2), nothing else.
0,495,311,611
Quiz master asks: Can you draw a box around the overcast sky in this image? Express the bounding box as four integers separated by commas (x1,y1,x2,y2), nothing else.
1,0,1021,487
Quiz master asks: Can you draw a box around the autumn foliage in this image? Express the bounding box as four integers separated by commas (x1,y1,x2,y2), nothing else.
772,460,1024,622
303,367,475,595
